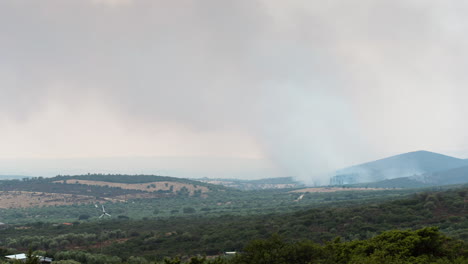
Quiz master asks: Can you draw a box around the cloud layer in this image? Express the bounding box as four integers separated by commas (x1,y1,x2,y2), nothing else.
1,1,468,182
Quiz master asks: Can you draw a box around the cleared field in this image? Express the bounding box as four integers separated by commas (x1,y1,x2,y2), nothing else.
0,191,167,208
55,179,209,195
290,187,391,193
0,191,99,208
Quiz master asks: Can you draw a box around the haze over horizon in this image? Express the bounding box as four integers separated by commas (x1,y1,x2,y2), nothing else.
2,1,468,183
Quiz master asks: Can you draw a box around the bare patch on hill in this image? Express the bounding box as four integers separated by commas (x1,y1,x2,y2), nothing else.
0,191,101,208
0,191,171,208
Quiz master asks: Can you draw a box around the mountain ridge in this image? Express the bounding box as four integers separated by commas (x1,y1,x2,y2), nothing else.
331,150,468,185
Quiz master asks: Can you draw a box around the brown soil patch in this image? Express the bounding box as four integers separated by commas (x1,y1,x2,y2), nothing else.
0,191,107,208
55,180,209,195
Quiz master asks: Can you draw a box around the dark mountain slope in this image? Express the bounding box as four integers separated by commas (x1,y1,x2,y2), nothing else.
331,150,468,184
350,165,468,188
417,164,468,185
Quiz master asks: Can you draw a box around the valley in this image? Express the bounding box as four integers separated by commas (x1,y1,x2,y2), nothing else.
0,174,464,263
0,152,466,263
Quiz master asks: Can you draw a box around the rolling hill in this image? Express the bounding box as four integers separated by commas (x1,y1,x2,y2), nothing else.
0,174,229,208
330,150,468,185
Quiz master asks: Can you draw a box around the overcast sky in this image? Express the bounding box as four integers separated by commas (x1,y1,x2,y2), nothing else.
1,0,468,182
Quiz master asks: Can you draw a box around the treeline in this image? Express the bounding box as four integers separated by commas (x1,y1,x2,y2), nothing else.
1,227,467,264
0,174,227,201
0,178,146,198
221,227,467,264
58,174,226,191
4,230,125,250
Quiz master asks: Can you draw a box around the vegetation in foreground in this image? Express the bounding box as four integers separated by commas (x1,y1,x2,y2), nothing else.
1,227,467,264
222,227,468,264
0,187,465,263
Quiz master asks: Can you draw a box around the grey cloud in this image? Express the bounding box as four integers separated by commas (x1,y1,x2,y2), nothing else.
1,1,468,183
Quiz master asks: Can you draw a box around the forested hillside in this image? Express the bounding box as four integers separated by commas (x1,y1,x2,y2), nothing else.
223,227,467,264
0,186,465,263
0,174,420,224
0,174,226,210
330,151,468,188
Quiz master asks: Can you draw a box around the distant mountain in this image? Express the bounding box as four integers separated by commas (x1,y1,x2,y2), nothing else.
331,150,468,185
350,165,468,189
416,165,468,185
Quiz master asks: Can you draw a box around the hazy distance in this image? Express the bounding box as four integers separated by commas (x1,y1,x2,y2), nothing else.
2,1,468,184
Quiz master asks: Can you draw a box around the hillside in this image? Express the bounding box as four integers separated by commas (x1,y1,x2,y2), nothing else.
350,164,468,189
331,150,468,184
0,177,419,224
0,174,228,209
0,186,465,262
419,165,468,185
350,177,430,189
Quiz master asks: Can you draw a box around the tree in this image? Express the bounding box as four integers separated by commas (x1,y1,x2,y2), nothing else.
53,261,81,264
234,234,321,264
164,257,181,264
183,207,196,214
79,214,90,220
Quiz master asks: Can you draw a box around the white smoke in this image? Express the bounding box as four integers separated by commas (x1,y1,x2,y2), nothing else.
1,1,468,182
